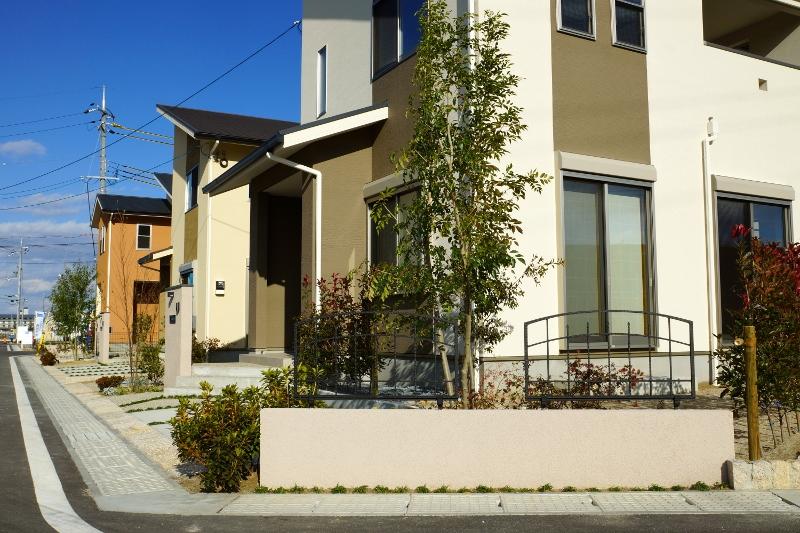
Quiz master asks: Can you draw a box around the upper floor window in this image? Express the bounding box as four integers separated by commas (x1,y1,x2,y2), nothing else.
186,165,199,211
317,46,328,117
373,0,425,77
613,0,646,50
137,224,152,250
558,0,595,38
99,225,106,254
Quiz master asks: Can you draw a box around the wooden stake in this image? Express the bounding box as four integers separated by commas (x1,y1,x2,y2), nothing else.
744,325,761,460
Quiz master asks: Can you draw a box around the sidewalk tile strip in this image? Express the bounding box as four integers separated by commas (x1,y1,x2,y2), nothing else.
591,492,698,513
500,493,599,514
684,491,800,513
408,494,503,515
313,494,411,516
220,494,322,515
19,358,173,497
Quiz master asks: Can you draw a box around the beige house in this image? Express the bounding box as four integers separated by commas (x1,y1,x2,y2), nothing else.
202,0,799,385
157,105,296,349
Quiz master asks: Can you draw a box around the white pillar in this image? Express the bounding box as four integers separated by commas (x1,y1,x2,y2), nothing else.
97,312,110,364
164,285,193,389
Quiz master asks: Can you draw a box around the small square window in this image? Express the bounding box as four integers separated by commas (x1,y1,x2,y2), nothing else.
137,224,152,250
758,78,768,91
559,0,594,37
613,0,646,50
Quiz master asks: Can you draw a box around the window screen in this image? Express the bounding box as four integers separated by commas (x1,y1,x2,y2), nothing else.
615,0,645,49
560,0,593,36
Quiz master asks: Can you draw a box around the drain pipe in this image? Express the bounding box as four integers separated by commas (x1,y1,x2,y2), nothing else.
702,117,719,385
265,152,322,308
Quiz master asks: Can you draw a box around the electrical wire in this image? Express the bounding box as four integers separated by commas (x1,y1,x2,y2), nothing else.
0,120,97,138
0,112,88,128
108,130,173,145
0,20,301,193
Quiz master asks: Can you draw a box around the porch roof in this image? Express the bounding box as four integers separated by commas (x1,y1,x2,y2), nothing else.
138,246,173,266
203,103,389,196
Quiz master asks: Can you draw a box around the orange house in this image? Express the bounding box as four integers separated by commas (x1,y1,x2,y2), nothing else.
91,194,172,344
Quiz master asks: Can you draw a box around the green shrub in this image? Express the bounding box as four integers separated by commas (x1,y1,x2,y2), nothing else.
648,484,666,492
537,483,553,493
191,336,221,364
138,341,164,385
498,486,515,493
475,485,493,493
415,485,430,493
391,486,410,494
670,485,686,491
608,486,623,492
374,485,390,494
352,485,368,494
39,349,58,366
689,481,710,491
331,484,347,494
171,382,262,493
289,485,306,494
433,485,449,493
561,486,577,492
96,375,125,391
170,365,323,493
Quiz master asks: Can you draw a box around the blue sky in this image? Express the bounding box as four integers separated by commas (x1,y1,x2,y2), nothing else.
0,0,302,314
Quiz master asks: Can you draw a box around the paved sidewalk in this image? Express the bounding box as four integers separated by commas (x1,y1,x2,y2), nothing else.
16,355,800,517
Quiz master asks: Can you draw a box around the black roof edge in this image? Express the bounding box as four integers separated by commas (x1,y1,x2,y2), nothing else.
202,103,388,195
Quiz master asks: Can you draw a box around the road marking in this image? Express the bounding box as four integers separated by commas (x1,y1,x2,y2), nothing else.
10,356,103,533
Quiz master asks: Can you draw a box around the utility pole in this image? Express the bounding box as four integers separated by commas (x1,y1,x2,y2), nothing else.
99,85,108,192
10,239,29,333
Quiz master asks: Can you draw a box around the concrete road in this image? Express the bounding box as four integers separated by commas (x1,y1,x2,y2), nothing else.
2,345,800,532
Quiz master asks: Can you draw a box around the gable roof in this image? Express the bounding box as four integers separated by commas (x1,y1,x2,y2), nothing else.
154,172,172,196
156,104,297,146
204,103,389,196
92,194,171,227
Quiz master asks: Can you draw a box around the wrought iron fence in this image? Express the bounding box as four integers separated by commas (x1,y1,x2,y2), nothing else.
293,310,460,404
523,310,695,408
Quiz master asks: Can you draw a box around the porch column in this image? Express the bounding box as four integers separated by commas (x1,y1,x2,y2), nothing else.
164,285,192,389
97,312,110,364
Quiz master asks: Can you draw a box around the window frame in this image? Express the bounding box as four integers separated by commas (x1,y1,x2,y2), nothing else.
714,192,793,339
367,188,418,268
186,165,199,212
560,171,657,350
611,0,647,52
99,224,105,254
136,223,152,250
317,45,328,118
557,0,597,41
371,0,424,80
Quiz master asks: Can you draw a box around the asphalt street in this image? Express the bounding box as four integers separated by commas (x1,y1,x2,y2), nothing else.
2,345,800,532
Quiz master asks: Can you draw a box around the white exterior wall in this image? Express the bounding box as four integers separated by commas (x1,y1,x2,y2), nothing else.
301,0,372,124
482,0,559,359
647,0,800,359
169,127,188,283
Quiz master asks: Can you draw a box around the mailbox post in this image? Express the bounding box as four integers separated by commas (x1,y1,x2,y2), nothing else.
164,285,193,389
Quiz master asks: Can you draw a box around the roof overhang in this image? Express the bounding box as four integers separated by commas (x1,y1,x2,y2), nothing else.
204,104,389,196
138,246,173,266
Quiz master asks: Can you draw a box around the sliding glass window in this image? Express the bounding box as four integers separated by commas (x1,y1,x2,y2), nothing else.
563,175,654,347
716,195,790,338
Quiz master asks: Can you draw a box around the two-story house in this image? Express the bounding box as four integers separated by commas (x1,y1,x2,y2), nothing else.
156,105,296,350
203,0,799,386
92,194,172,350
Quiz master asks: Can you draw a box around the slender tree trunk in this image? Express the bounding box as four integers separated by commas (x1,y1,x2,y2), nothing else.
766,407,777,448
460,297,473,407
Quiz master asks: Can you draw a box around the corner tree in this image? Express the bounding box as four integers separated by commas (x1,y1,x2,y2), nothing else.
372,1,556,405
49,264,96,357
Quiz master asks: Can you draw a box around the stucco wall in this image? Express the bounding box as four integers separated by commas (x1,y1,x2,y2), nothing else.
261,409,734,488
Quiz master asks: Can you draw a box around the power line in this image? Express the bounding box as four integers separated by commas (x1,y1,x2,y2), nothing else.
0,120,96,138
0,112,87,128
0,20,301,193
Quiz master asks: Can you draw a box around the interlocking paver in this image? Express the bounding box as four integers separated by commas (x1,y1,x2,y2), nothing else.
408,494,502,515
591,492,698,513
19,357,173,497
220,494,322,515
684,491,800,513
313,494,410,516
501,493,599,514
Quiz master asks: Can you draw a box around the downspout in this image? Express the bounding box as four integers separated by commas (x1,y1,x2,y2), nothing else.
702,117,719,385
265,152,322,308
204,140,220,340
106,214,112,313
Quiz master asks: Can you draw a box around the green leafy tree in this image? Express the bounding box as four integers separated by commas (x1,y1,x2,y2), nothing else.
49,264,96,357
372,1,556,405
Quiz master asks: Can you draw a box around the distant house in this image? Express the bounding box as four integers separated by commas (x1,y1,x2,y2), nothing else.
91,194,172,345
156,104,296,349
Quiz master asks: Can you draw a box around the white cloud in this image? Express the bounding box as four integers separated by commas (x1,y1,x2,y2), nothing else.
9,192,87,216
24,278,55,293
0,219,91,239
0,140,47,159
